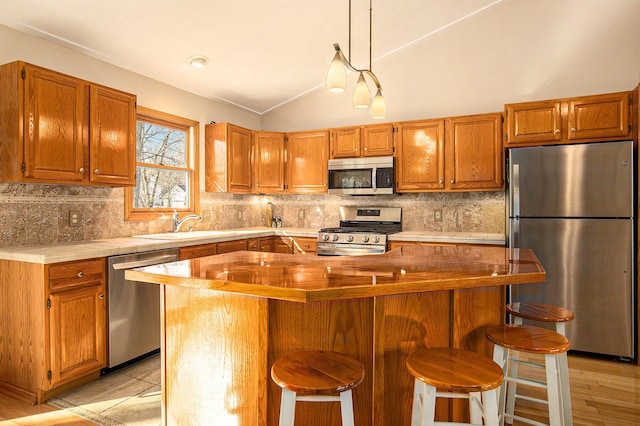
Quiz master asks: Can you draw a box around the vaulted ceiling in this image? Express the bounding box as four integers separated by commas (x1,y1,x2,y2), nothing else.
0,0,511,114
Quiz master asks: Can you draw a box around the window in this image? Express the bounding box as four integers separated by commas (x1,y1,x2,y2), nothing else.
125,106,199,221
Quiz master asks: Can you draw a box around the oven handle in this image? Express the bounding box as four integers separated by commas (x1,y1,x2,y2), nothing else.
317,245,386,256
111,254,178,270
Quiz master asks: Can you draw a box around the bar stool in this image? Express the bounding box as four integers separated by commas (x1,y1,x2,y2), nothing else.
486,324,572,426
505,303,574,424
270,350,365,426
506,302,574,335
406,347,504,426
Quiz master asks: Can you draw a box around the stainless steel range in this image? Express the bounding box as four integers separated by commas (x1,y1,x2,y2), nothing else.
317,206,402,256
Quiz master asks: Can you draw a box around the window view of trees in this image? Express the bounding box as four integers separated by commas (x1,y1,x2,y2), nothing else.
133,121,190,208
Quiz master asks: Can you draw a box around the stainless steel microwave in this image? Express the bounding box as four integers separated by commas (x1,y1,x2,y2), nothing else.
328,156,395,195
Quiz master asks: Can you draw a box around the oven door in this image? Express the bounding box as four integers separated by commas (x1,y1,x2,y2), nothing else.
317,243,386,256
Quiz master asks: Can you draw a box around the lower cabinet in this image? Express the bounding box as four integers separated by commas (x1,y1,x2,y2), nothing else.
0,258,106,404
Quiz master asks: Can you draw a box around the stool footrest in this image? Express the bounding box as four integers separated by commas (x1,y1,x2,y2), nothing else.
510,358,545,369
515,393,549,406
504,412,549,426
506,375,546,389
295,395,341,402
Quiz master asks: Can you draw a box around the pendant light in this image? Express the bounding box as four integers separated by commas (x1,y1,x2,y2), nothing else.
326,0,386,118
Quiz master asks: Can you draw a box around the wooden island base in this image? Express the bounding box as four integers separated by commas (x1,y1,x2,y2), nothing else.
127,245,545,425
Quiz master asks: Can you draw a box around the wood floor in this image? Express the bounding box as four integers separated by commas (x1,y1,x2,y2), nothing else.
0,353,638,425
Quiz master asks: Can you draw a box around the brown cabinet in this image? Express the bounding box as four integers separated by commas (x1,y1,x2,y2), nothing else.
396,119,446,191
505,92,631,146
179,243,217,260
247,237,274,252
396,113,503,192
445,113,503,191
330,124,394,158
0,257,106,404
0,61,136,186
217,239,248,253
253,131,285,194
205,123,253,193
48,259,106,387
286,129,329,194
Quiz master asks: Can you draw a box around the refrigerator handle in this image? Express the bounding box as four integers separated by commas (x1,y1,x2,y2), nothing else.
510,164,520,262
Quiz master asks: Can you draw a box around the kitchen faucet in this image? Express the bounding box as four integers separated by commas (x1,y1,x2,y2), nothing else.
173,209,202,232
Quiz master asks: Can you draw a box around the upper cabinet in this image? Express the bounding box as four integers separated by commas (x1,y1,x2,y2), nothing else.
445,113,503,191
330,123,394,158
0,61,136,186
253,131,285,194
205,122,253,193
505,92,631,146
396,119,446,191
396,113,504,192
286,129,329,194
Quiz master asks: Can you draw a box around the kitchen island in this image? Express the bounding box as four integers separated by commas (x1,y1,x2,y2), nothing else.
126,244,545,426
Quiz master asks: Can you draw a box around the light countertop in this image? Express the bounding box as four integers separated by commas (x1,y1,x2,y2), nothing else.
0,228,505,264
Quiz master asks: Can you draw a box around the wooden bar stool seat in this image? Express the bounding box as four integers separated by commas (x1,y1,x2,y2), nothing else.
406,347,504,426
486,324,572,426
271,350,365,426
506,302,574,335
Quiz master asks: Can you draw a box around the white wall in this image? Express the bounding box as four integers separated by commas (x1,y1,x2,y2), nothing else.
261,0,640,131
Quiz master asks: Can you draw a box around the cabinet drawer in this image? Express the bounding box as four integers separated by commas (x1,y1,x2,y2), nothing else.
293,238,317,254
48,258,105,292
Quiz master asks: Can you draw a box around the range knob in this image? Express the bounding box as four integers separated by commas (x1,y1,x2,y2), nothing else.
322,234,329,241
332,234,339,242
362,236,370,243
347,235,354,242
374,236,381,243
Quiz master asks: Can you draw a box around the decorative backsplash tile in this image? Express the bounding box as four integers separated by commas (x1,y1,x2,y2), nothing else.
0,183,505,248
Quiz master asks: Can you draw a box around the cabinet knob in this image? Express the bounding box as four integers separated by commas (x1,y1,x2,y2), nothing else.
99,294,104,300
364,147,368,151
77,271,84,278
555,129,560,134
94,169,101,175
570,128,576,132
355,148,359,152
439,180,444,184
78,167,85,173
450,179,455,184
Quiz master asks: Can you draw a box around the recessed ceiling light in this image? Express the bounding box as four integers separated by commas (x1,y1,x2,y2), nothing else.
188,55,208,68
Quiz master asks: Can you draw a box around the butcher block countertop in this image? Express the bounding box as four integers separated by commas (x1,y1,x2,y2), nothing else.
0,228,505,264
125,244,543,302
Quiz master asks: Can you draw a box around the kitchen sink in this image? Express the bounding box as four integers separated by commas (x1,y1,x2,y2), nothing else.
133,231,239,240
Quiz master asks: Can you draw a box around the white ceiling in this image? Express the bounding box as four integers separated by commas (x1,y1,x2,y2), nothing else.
0,0,504,115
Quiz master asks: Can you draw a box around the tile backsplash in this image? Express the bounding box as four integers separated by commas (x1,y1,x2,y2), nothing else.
0,183,505,248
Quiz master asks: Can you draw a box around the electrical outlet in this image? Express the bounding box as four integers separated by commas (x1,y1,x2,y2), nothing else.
237,211,243,220
434,209,442,222
69,211,81,227
298,209,305,220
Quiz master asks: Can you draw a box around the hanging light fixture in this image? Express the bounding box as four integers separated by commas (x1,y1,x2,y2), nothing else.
326,0,386,118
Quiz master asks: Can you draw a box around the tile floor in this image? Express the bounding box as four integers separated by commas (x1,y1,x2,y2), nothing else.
48,355,161,426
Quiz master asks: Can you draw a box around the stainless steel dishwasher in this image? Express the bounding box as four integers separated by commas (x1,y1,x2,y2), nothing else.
106,248,179,369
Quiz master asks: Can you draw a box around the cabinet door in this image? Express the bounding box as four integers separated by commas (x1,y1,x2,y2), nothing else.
362,123,394,157
217,239,247,253
48,283,106,387
331,127,361,158
446,113,503,191
567,92,630,140
205,123,253,193
254,131,285,193
505,100,562,145
23,65,86,182
89,85,136,186
179,243,217,260
286,130,329,194
396,120,445,191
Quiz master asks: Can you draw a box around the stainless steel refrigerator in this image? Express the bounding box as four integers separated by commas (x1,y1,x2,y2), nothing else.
507,140,635,359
